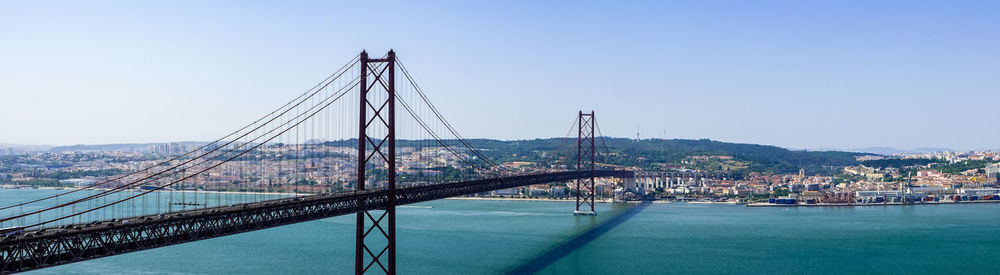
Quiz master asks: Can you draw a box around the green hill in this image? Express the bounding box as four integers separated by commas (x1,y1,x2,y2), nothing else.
418,138,871,175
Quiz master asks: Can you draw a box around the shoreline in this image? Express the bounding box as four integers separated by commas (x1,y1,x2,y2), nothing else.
7,187,1000,208
443,197,732,205
445,197,615,203
747,200,1000,207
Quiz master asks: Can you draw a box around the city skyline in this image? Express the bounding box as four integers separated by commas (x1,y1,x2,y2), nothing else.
1,1,997,150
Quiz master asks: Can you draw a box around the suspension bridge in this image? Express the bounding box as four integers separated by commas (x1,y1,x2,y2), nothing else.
0,50,634,274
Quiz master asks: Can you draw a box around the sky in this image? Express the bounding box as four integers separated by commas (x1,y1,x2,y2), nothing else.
0,0,997,150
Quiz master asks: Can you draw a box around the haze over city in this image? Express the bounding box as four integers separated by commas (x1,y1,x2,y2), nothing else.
1,1,996,151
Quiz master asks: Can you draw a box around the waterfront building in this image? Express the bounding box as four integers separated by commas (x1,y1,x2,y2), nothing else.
59,178,97,187
910,187,957,196
855,190,904,198
961,188,1000,196
526,184,550,197
670,186,692,194
492,188,520,196
550,186,567,197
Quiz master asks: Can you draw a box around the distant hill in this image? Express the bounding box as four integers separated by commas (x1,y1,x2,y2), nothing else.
845,146,907,155
0,143,54,155
912,147,957,153
844,146,955,155
48,142,208,153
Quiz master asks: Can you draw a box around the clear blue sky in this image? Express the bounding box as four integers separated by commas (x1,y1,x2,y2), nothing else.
1,0,997,150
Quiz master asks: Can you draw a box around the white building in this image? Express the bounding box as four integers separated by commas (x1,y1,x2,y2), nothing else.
962,188,1000,196
492,188,520,196
985,163,1000,177
855,190,903,198
59,179,97,187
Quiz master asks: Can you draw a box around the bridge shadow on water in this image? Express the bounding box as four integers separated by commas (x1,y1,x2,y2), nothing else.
506,200,652,274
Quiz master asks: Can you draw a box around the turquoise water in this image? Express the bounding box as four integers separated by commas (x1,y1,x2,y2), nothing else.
5,189,1000,274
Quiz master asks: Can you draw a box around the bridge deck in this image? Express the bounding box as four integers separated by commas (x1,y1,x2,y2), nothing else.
0,170,631,273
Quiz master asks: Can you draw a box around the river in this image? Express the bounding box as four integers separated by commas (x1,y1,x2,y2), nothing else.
5,189,1000,274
